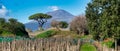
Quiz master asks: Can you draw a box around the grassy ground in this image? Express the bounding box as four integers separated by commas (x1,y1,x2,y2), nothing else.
35,29,57,38
80,43,97,51
0,31,15,37
35,29,82,38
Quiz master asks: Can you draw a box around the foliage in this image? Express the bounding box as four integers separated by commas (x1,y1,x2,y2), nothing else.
29,13,52,31
9,18,17,24
0,18,6,34
0,18,29,37
86,0,120,40
51,20,68,30
80,43,97,51
59,21,68,28
70,15,87,35
0,18,6,25
36,30,57,38
102,40,114,48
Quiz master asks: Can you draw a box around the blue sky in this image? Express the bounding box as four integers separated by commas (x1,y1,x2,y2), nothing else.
0,0,91,23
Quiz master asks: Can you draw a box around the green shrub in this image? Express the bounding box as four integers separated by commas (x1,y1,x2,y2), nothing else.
102,41,114,48
59,21,68,28
80,43,97,51
36,30,57,38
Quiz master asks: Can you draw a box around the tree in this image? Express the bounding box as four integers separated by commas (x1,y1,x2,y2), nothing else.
86,0,120,50
85,0,101,40
86,0,120,40
6,18,18,35
15,22,29,37
9,18,17,24
29,13,52,31
0,18,6,25
7,18,17,34
51,20,60,30
0,18,29,37
0,18,6,34
59,21,68,28
0,18,6,28
51,20,68,30
70,15,87,35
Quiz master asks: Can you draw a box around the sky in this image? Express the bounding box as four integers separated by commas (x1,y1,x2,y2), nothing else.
0,0,91,23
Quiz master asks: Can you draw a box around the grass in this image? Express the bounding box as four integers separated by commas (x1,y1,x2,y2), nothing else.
35,29,87,38
0,31,15,37
80,35,93,39
50,30,82,38
35,29,92,39
80,43,97,51
35,29,57,38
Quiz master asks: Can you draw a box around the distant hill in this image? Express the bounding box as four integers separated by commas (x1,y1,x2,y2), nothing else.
25,9,74,31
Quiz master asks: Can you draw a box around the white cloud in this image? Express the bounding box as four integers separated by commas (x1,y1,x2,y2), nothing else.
0,5,9,17
49,6,59,11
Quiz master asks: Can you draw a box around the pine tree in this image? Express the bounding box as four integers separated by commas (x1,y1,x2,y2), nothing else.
29,13,52,31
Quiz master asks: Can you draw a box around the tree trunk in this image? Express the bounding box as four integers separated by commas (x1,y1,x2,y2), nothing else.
38,26,44,31
38,20,46,31
37,21,44,31
115,39,117,51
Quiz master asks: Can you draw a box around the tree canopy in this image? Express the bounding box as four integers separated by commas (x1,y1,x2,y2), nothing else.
0,18,6,24
86,0,120,40
0,18,29,37
29,13,52,31
51,20,68,31
9,18,17,24
29,13,52,20
59,21,68,28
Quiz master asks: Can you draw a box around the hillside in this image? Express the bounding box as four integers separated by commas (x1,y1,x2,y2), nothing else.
33,28,82,38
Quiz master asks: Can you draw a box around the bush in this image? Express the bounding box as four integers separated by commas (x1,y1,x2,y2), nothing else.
80,43,97,51
59,21,68,28
36,30,57,38
102,41,114,48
